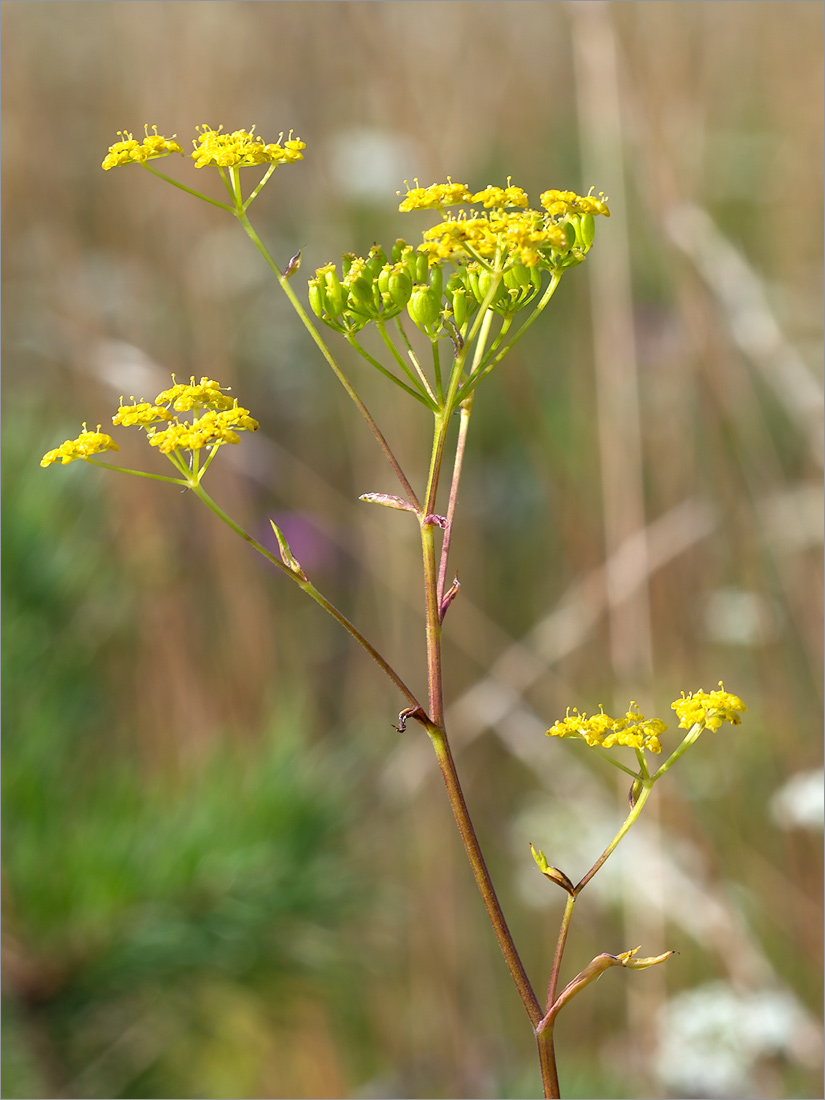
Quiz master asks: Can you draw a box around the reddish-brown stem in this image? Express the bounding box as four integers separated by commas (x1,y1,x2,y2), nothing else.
546,894,577,1014
421,522,445,722
418,381,553,1091
426,722,543,1028
537,1029,561,1099
437,395,473,614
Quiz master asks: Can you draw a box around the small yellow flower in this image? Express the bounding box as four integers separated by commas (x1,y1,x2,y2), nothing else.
112,401,173,427
471,181,530,209
147,404,259,454
546,702,667,753
102,126,183,170
398,178,473,212
419,208,572,268
671,683,746,732
540,188,610,218
154,376,236,413
41,425,119,466
191,125,305,169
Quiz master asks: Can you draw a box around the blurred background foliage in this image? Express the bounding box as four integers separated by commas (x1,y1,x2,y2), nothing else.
2,2,822,1098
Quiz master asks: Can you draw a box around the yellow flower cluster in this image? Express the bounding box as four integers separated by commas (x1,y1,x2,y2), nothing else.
400,180,610,270
472,181,530,209
41,425,119,466
154,376,236,412
42,378,259,470
398,178,474,212
398,178,532,213
123,376,259,453
547,703,667,753
420,210,570,267
112,402,172,427
191,125,305,169
671,683,747,731
147,406,259,454
540,188,610,218
102,125,305,173
102,126,183,170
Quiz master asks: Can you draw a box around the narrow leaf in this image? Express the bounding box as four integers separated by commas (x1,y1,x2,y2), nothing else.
359,492,417,513
530,843,575,894
269,519,307,580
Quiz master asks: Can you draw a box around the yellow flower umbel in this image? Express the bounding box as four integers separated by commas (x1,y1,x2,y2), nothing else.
111,402,172,428
102,126,183,170
102,124,305,216
472,181,530,209
191,125,305,169
399,179,610,273
154,376,236,412
547,702,667,753
147,406,259,455
545,684,745,788
539,188,610,218
535,683,746,932
122,376,259,467
41,425,119,466
42,377,259,486
310,179,610,407
398,178,474,212
671,683,747,731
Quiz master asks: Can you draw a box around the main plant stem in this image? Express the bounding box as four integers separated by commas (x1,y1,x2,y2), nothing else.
421,514,540,1022
425,719,544,1028
419,367,560,1096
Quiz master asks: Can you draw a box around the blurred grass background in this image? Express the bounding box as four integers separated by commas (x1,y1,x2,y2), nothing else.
2,2,822,1098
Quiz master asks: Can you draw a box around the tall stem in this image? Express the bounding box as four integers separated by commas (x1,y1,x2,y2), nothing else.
426,722,543,1027
421,520,444,722
537,1031,561,1100
418,377,544,1073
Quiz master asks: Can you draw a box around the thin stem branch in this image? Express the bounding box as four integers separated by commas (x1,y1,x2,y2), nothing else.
431,337,444,405
348,334,436,408
141,163,235,211
376,321,438,405
589,745,640,778
191,484,422,710
546,893,577,1013
650,722,703,781
235,212,421,510
243,163,277,209
456,272,562,401
81,459,189,485
393,316,437,400
436,394,473,612
575,779,654,894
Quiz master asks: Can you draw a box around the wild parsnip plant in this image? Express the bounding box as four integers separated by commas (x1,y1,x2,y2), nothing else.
42,124,746,1100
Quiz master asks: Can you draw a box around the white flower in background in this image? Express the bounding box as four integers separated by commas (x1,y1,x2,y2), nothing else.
770,769,824,831
655,981,818,1097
